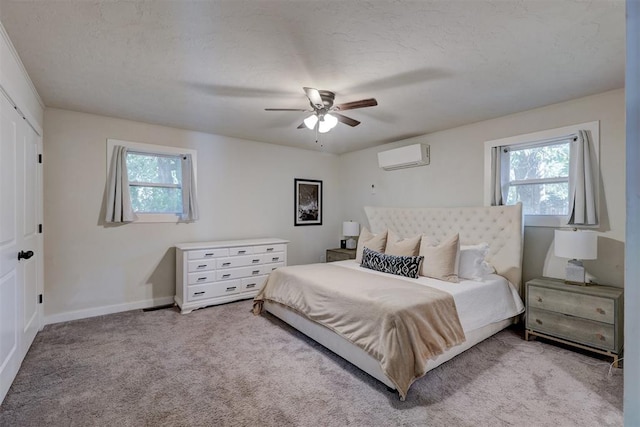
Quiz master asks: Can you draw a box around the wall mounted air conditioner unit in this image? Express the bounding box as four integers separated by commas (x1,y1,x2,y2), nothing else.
377,143,430,170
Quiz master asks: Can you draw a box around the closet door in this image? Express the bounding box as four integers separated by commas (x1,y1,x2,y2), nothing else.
0,93,42,401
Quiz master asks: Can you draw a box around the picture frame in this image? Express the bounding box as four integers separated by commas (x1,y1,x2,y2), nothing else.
294,178,322,226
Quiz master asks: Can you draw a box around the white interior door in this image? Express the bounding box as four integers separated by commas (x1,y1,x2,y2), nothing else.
0,92,42,401
20,107,40,356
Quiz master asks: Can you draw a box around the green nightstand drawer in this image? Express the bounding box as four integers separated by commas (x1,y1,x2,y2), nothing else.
528,285,615,324
527,307,616,352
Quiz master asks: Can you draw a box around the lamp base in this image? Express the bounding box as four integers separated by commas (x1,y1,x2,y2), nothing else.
346,237,357,250
564,259,587,286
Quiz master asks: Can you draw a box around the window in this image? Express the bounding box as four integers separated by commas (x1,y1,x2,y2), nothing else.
106,139,198,223
127,151,183,214
503,139,571,216
484,121,599,227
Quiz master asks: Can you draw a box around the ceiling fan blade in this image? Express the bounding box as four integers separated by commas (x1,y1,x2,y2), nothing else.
296,122,306,129
335,98,378,111
265,108,308,111
333,113,360,127
303,87,324,109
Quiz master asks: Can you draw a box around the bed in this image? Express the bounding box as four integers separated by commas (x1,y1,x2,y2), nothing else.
254,204,524,400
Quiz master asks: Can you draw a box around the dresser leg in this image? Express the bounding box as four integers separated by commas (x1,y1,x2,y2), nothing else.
612,354,619,369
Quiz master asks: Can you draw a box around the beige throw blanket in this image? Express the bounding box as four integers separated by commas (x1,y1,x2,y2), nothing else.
253,264,465,400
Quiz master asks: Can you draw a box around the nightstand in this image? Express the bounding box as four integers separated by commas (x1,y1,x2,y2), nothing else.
326,248,356,262
525,277,624,367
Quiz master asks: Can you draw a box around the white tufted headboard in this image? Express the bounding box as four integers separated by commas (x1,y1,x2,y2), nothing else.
364,204,524,292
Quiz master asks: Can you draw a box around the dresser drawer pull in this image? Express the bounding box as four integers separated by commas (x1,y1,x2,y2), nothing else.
238,250,246,254
197,264,207,269
266,247,274,252
226,286,237,292
222,274,231,278
197,277,207,281
537,297,542,303
246,283,256,289
596,308,606,315
222,262,231,266
595,333,606,341
252,259,260,263
252,270,260,275
194,291,205,295
204,253,214,257
272,257,280,262
535,318,543,325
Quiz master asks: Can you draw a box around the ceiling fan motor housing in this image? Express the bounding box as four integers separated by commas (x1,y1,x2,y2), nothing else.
317,90,335,110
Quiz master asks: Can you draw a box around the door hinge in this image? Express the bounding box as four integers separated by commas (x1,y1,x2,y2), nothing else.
38,154,42,164
38,224,43,233
38,294,43,304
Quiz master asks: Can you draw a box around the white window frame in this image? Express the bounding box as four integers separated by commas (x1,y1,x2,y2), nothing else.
484,121,599,227
106,139,198,223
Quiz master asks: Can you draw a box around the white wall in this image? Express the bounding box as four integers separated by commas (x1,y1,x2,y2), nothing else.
43,108,341,323
338,89,625,287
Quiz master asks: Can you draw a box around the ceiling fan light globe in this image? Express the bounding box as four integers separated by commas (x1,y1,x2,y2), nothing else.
318,119,333,133
324,114,338,129
303,114,318,130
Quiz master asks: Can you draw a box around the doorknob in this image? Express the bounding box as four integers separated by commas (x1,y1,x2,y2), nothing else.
18,250,34,261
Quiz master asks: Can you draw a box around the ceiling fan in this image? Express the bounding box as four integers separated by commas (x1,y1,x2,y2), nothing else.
265,87,378,133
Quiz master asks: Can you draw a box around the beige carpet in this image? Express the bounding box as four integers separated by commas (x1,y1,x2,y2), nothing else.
0,299,623,426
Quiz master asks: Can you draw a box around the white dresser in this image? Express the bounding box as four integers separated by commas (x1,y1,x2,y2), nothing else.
175,238,289,314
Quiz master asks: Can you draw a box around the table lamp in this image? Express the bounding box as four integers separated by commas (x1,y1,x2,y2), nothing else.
554,229,597,285
342,221,360,250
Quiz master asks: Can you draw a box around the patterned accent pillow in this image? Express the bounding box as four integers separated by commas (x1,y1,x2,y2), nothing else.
361,247,423,279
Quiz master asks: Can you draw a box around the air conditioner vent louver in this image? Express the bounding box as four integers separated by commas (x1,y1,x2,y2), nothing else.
377,144,430,170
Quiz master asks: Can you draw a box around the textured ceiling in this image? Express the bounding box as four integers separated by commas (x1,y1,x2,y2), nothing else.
0,0,625,154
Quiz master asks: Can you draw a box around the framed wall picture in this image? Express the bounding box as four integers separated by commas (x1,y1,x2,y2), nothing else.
294,178,322,226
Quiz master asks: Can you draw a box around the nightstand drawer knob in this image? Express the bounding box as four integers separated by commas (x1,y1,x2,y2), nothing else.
537,297,542,303
535,318,543,325
596,308,606,315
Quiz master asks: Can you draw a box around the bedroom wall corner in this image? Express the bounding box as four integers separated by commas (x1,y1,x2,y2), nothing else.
42,108,341,322
624,0,639,423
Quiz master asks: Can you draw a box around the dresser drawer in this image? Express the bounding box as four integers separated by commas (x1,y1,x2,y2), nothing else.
241,275,268,292
187,280,241,301
253,244,285,254
228,246,253,256
263,253,285,264
187,271,216,285
187,248,229,260
527,307,616,352
528,285,615,324
187,259,217,273
216,254,263,269
263,262,284,274
216,265,262,281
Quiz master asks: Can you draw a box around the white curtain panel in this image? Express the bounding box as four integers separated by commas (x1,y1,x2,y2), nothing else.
105,145,138,223
568,130,598,225
490,146,508,206
180,154,199,221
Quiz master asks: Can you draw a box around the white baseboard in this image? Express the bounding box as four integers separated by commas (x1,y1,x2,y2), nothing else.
43,296,175,326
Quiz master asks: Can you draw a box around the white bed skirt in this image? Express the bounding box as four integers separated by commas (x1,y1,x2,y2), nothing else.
264,300,513,391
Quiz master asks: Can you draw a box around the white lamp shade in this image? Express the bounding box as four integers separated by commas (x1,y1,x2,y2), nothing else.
554,229,597,260
342,221,360,237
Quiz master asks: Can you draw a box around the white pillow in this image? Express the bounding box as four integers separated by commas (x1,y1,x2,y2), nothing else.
458,243,496,280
